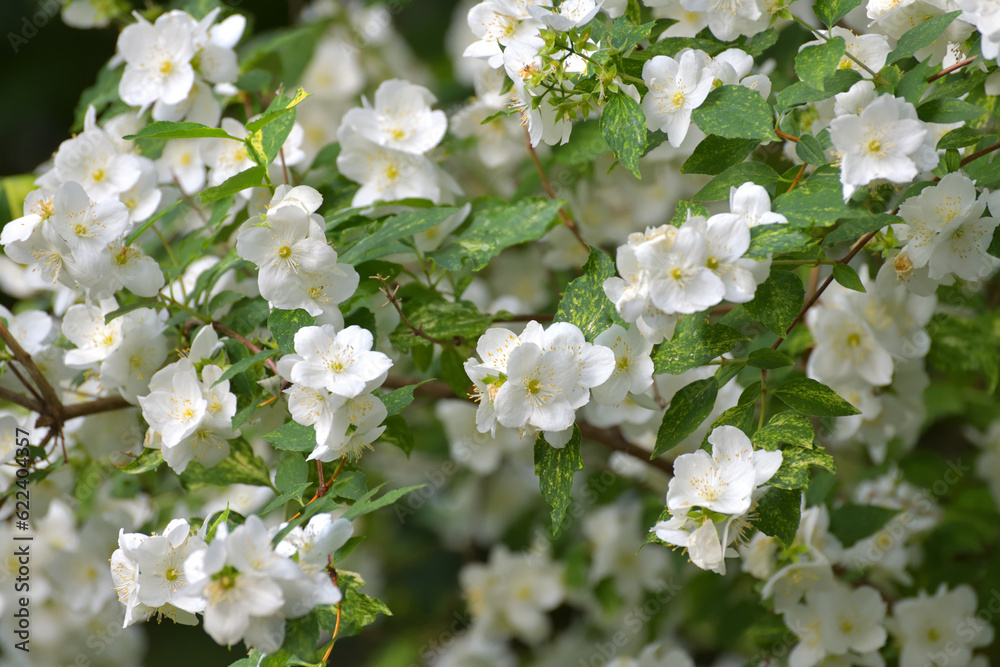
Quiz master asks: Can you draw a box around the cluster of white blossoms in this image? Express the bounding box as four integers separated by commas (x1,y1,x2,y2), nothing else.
806,265,936,462
890,172,1000,293
336,79,458,207
642,48,772,147
829,92,941,200
464,320,615,446
1,108,165,300
138,326,241,473
236,185,359,325
279,324,394,462
112,513,352,652
459,544,566,644
653,425,782,574
115,8,245,124
603,182,780,343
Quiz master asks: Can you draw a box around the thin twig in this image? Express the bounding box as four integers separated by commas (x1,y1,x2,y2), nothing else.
524,127,590,251
0,321,62,416
211,322,281,376
788,163,808,192
775,128,800,143
927,56,977,83
375,275,463,346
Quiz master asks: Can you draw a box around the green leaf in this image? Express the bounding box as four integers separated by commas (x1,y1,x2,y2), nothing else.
403,300,492,344
774,70,863,112
693,161,780,201
534,426,584,533
380,381,430,417
823,213,897,246
258,482,313,516
886,11,961,64
670,200,709,226
681,135,761,175
752,488,802,546
928,313,1000,392
103,300,159,324
379,414,414,456
212,348,279,387
829,503,901,548
832,264,866,292
181,439,273,490
747,224,812,259
815,0,863,26
554,249,622,341
275,451,308,495
743,27,779,56
120,448,164,474
768,445,837,490
747,348,794,369
321,571,391,638
897,58,934,105
124,200,182,245
73,65,124,132
937,127,1000,150
705,403,756,439
651,319,749,374
341,483,425,521
772,166,852,228
268,308,316,355
744,270,805,337
773,377,862,417
795,37,846,91
339,206,459,265
199,166,267,203
652,378,718,457
795,134,829,166
752,411,815,451
691,85,778,141
124,120,240,142
430,197,563,271
267,421,317,453
608,16,656,52
221,297,270,336
916,97,986,124
601,92,647,178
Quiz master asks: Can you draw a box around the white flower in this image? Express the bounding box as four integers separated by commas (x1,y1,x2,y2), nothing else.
898,172,983,269
637,224,726,314
277,324,393,398
591,324,655,405
459,544,564,644
680,0,762,41
118,10,197,109
336,130,444,206
722,182,788,228
801,28,890,79
463,0,545,69
641,51,715,147
829,94,929,200
893,584,993,667
138,359,208,448
666,431,759,515
806,306,894,387
341,79,447,155
684,213,758,303
275,514,353,572
493,341,578,432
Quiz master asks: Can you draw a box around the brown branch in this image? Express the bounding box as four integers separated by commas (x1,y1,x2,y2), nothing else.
0,321,63,417
960,140,1000,168
59,396,133,422
927,56,977,83
524,127,590,251
578,422,674,475
0,385,42,413
375,275,463,346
